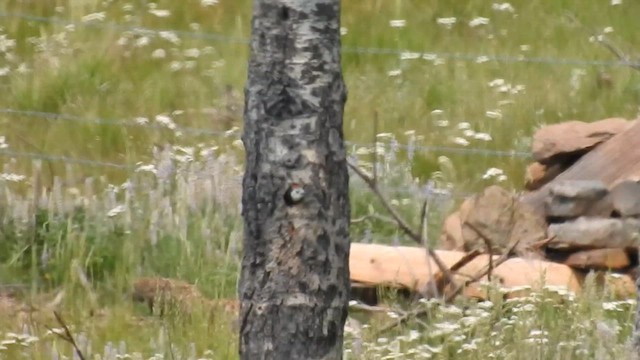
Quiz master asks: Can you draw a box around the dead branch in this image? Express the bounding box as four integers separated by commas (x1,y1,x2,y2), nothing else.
420,198,438,298
376,237,520,334
347,161,456,291
444,236,521,302
426,249,482,294
565,12,640,72
465,222,495,282
45,311,86,360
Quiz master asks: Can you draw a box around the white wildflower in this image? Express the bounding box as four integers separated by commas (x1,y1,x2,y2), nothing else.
435,120,449,127
0,67,10,76
0,173,25,182
482,167,504,179
520,44,531,51
387,69,402,77
488,78,505,87
463,129,476,137
155,114,177,129
603,26,614,34
469,17,490,27
81,12,106,23
149,9,171,17
474,132,492,141
159,31,181,45
184,48,201,58
134,117,149,125
201,0,219,6
476,55,490,63
16,63,30,74
135,164,157,174
151,49,166,59
134,36,150,48
457,122,471,130
422,53,438,61
340,27,348,36
389,20,406,28
492,2,515,12
170,61,183,72
0,35,16,53
611,0,622,5
436,17,457,29
107,205,126,217
485,110,502,119
400,51,421,60
431,109,444,115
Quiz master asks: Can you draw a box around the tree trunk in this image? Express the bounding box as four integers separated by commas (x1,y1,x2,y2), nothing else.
238,0,350,359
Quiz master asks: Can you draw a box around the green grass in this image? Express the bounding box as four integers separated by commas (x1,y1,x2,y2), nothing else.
0,0,639,358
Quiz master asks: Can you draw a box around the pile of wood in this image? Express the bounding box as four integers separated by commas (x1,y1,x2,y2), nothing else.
349,117,640,303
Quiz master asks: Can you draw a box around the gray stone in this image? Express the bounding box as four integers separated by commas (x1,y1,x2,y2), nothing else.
547,217,640,249
545,180,612,219
461,185,546,256
610,181,640,218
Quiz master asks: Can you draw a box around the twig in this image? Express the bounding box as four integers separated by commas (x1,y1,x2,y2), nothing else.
347,161,456,289
427,249,482,293
377,236,520,335
372,111,379,185
465,222,495,282
419,199,438,298
566,12,640,71
444,236,521,303
45,311,86,360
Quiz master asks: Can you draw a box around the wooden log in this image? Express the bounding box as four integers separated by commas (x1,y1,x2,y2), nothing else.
522,119,640,215
563,248,630,270
348,243,636,299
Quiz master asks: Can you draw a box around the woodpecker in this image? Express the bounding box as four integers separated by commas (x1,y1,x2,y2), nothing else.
284,183,305,206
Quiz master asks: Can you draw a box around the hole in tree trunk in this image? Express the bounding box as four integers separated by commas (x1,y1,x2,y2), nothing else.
280,6,289,21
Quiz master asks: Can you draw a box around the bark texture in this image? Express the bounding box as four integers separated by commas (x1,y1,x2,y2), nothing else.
239,0,350,359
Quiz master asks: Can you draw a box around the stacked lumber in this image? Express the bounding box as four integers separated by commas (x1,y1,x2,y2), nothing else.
350,117,640,303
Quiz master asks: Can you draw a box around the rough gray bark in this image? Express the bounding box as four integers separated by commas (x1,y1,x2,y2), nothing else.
238,0,350,359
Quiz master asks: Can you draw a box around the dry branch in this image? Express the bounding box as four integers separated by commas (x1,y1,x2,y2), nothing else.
347,160,456,291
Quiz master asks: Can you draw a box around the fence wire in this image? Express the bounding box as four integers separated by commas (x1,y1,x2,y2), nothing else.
1,11,639,68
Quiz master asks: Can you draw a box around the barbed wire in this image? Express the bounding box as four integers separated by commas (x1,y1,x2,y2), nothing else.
348,141,532,158
0,149,135,169
0,147,475,199
0,109,238,137
1,11,639,68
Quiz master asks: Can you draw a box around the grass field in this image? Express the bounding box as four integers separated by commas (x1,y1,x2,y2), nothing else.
0,0,639,358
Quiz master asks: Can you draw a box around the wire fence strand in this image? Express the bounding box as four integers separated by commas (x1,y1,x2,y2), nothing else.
2,11,639,68
0,109,238,137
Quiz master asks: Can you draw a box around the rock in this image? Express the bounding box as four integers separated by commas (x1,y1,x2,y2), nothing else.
525,162,565,191
545,180,612,219
440,211,464,250
461,185,547,256
610,180,640,218
532,118,630,164
563,248,630,270
547,217,640,249
522,119,640,216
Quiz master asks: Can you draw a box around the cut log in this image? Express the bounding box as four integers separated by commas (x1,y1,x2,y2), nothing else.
348,243,636,300
563,248,631,270
522,119,640,215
